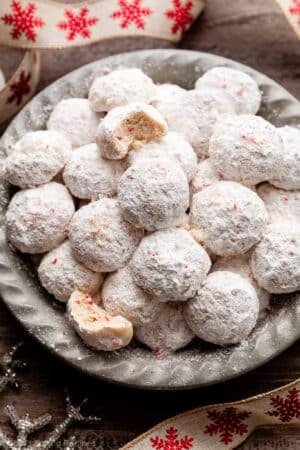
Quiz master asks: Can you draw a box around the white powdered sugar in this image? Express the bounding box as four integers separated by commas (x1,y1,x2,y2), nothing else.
6,182,75,254
209,115,283,186
257,183,300,223
184,271,259,345
195,66,261,114
269,126,300,190
251,221,300,294
135,303,194,352
118,158,189,231
89,68,156,112
191,181,268,256
38,240,103,303
190,159,221,195
47,98,102,148
0,69,5,90
155,88,236,158
127,132,197,182
130,228,211,302
102,267,160,326
69,198,143,272
4,130,71,189
63,143,125,200
212,253,270,315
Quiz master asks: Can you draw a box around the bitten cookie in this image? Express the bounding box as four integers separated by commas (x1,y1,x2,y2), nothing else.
67,291,133,351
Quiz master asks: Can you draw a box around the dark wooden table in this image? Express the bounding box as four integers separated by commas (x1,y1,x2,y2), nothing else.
0,1,299,448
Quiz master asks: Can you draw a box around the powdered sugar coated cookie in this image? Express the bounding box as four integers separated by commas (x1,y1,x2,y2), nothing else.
184,271,259,345
63,143,124,200
257,183,300,223
118,158,189,231
38,240,103,302
5,130,71,189
47,98,102,148
6,182,75,254
190,159,221,195
69,198,143,272
191,181,268,256
130,228,211,302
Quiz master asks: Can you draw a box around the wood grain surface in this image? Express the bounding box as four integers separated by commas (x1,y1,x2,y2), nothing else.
0,1,299,448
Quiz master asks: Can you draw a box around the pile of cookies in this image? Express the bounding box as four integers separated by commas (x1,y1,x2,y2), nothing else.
4,66,300,353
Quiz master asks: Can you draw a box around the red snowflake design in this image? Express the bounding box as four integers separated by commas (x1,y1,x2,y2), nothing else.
111,0,152,30
290,0,300,22
1,0,44,42
7,71,31,106
204,407,251,445
150,427,194,450
165,0,194,34
266,387,300,422
57,7,98,41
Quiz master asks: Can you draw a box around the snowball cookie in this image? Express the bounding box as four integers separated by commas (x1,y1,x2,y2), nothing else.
130,228,211,302
67,291,133,351
251,222,300,294
135,303,194,352
257,183,300,223
191,181,268,256
89,68,156,112
127,132,197,182
118,159,189,231
38,240,103,302
155,88,236,158
209,115,283,186
269,126,300,190
195,66,261,114
184,271,259,346
69,198,143,272
102,267,160,326
47,98,102,148
6,182,75,254
0,68,5,90
151,83,186,107
212,253,270,314
191,159,221,195
96,102,167,160
4,130,71,189
63,143,124,200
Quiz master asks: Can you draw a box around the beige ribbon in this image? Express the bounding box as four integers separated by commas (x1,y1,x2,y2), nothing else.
275,0,300,38
121,379,300,449
0,0,205,124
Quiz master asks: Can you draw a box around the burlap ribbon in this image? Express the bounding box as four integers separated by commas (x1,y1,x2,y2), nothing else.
121,379,300,450
0,0,205,124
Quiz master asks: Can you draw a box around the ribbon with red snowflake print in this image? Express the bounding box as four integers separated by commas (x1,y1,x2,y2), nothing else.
275,0,300,37
0,0,205,48
121,379,300,449
0,50,40,123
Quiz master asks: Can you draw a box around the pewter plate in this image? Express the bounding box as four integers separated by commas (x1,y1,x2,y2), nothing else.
0,50,299,390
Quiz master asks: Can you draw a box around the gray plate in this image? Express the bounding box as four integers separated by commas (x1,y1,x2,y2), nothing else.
0,50,299,390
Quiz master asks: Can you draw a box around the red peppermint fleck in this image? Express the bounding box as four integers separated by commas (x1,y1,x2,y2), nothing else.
290,0,300,22
150,427,194,450
1,0,44,41
7,71,31,106
233,203,238,210
57,7,98,41
165,0,194,35
266,387,300,422
204,407,251,445
52,258,58,264
111,0,152,30
237,85,246,95
282,196,289,202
